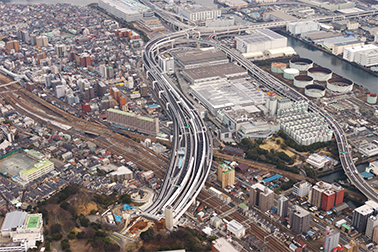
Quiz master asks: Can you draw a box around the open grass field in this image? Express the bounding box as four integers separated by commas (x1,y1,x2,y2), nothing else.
260,137,295,158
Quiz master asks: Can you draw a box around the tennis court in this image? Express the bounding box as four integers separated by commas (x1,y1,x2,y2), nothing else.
26,215,40,229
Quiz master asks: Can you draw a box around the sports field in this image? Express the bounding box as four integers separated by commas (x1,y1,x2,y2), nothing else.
25,215,41,229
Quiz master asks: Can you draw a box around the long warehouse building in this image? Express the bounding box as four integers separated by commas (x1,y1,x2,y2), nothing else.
107,108,159,135
98,0,152,22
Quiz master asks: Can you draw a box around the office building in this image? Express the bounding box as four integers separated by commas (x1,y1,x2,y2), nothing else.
343,241,359,252
217,163,235,189
98,0,152,22
321,190,335,211
334,183,344,206
180,6,221,21
0,211,43,251
165,205,173,231
250,183,274,213
107,108,159,135
293,180,312,198
19,160,54,183
227,220,246,239
289,205,311,234
235,29,287,54
286,21,320,35
277,196,289,217
212,237,238,252
324,227,340,252
352,203,375,233
158,53,175,74
366,215,378,239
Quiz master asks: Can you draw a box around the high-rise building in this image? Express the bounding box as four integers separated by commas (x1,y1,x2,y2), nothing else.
289,205,311,234
278,196,289,217
165,205,173,231
250,183,274,213
309,181,332,209
293,180,312,198
372,227,378,243
55,44,66,58
321,190,335,211
5,40,20,52
352,203,375,234
334,183,344,206
217,163,235,189
106,66,114,79
99,64,107,78
36,36,48,47
366,215,378,239
324,227,340,252
343,241,359,252
30,34,37,45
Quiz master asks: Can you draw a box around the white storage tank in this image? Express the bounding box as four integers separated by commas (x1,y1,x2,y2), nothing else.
289,58,314,71
271,62,287,73
367,94,378,104
294,75,314,88
307,67,333,81
305,84,326,98
283,68,300,80
327,78,354,93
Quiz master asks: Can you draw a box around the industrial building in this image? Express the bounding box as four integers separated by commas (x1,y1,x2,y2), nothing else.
173,49,228,69
108,166,133,182
182,63,248,85
180,6,221,21
286,21,320,35
0,211,43,251
217,163,235,189
306,153,331,169
158,53,175,74
250,183,274,213
227,220,246,239
289,205,311,234
19,159,54,183
235,29,287,54
343,44,378,64
293,180,312,198
107,108,159,135
190,80,265,116
276,110,333,146
98,0,152,22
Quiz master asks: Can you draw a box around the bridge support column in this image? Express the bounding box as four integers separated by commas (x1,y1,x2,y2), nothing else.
166,102,170,110
146,70,149,80
152,81,157,90
158,90,163,98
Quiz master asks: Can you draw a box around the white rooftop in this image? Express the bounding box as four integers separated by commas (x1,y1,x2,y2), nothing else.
228,219,245,232
212,237,238,252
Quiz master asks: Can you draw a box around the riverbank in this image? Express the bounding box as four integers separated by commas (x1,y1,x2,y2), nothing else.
275,29,378,78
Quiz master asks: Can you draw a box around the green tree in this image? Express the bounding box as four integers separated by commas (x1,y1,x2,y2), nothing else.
60,202,70,210
140,228,154,242
52,233,63,240
121,194,131,204
68,232,76,240
61,239,70,250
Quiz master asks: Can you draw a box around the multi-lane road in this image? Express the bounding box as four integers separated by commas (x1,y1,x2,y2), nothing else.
142,33,213,223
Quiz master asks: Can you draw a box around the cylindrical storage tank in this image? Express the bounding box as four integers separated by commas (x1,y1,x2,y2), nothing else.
307,67,333,81
271,62,287,73
294,75,314,88
289,58,314,71
305,84,326,98
367,94,378,104
327,78,354,93
283,68,300,80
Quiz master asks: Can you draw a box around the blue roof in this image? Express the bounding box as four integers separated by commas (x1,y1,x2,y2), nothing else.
263,174,283,183
114,215,122,223
360,171,374,178
148,104,159,109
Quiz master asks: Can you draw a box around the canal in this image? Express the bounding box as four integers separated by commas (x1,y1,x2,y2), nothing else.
320,163,369,183
285,36,378,93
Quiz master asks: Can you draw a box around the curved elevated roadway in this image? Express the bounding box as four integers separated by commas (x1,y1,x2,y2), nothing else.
142,32,213,223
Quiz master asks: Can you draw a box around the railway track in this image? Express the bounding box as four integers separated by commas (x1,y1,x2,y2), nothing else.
0,83,169,176
197,190,290,252
214,152,309,181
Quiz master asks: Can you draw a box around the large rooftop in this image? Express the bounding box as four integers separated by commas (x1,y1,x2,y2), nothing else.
107,108,154,122
183,63,247,81
1,211,28,232
236,29,286,44
20,159,53,176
